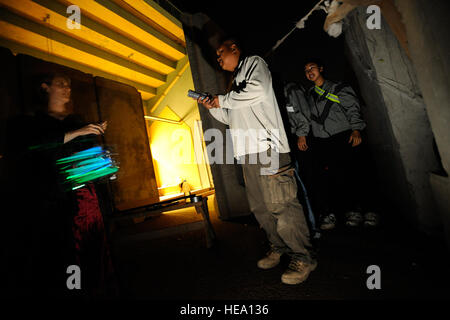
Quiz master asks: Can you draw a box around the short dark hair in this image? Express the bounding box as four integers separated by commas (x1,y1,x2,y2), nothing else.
304,57,324,68
217,35,244,53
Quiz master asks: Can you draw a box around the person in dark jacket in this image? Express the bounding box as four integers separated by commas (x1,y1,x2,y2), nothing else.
290,60,380,230
5,73,116,297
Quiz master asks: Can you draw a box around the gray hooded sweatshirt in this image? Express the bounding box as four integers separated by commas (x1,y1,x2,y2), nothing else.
285,80,366,138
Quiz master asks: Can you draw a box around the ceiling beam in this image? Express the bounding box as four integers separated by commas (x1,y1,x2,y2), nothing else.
58,0,185,61
33,0,177,74
0,19,164,88
0,37,156,98
112,0,185,46
0,7,167,86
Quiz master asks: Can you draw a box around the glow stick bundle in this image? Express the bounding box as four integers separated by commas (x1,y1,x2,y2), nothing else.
57,146,119,190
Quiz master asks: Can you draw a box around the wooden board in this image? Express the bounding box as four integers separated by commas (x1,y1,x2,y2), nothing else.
94,76,159,211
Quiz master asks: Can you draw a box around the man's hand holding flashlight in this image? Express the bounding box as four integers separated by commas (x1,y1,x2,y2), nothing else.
196,95,220,109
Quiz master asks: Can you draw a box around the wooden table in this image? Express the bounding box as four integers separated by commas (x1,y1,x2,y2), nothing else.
110,194,217,248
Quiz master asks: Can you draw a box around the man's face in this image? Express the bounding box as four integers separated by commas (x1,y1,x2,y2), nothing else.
304,63,323,82
216,43,240,72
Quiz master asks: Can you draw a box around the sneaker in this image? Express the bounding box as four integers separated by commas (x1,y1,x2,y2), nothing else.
364,212,380,227
320,213,336,230
281,260,317,285
345,211,363,227
257,250,281,269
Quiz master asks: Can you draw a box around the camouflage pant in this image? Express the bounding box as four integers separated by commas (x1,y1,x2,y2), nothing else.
240,150,314,263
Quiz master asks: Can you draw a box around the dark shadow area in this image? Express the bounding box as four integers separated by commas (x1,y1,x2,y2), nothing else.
111,208,450,300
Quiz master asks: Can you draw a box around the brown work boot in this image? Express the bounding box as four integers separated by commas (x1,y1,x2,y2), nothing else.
281,259,317,285
257,250,282,270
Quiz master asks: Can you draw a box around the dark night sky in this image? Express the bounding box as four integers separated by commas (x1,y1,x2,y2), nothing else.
170,0,359,89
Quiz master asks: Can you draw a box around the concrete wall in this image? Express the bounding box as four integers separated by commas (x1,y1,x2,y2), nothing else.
344,7,441,235
394,0,450,247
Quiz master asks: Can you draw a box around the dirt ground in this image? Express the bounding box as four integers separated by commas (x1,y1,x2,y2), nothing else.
110,199,450,303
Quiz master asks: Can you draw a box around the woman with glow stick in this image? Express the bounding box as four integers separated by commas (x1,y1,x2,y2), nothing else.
6,73,116,298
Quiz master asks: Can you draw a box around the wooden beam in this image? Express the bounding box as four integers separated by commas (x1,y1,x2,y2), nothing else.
33,0,177,74
112,0,185,46
0,7,166,86
0,20,163,89
0,37,156,98
379,0,411,59
57,0,185,61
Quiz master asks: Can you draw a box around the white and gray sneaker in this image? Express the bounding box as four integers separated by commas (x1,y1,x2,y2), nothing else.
281,260,317,285
257,250,281,269
320,213,337,230
345,211,363,227
364,212,380,227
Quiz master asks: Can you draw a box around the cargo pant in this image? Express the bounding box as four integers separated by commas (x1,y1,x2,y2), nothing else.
240,149,314,264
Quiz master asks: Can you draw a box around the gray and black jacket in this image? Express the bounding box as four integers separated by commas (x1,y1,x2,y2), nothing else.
284,80,366,138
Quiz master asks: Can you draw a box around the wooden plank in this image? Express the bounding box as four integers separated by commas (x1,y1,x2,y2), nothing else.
0,38,156,98
0,16,165,88
112,0,185,46
113,200,202,221
33,0,176,74
379,0,411,58
57,0,185,60
111,195,217,248
95,76,160,211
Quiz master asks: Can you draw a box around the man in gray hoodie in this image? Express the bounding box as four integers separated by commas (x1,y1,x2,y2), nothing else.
289,60,379,230
196,38,316,285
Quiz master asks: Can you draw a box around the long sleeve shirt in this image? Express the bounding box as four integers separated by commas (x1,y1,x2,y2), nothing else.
283,82,310,138
6,112,96,199
209,55,290,158
288,79,366,138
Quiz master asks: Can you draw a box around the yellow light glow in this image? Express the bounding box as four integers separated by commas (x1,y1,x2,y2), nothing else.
149,107,202,196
